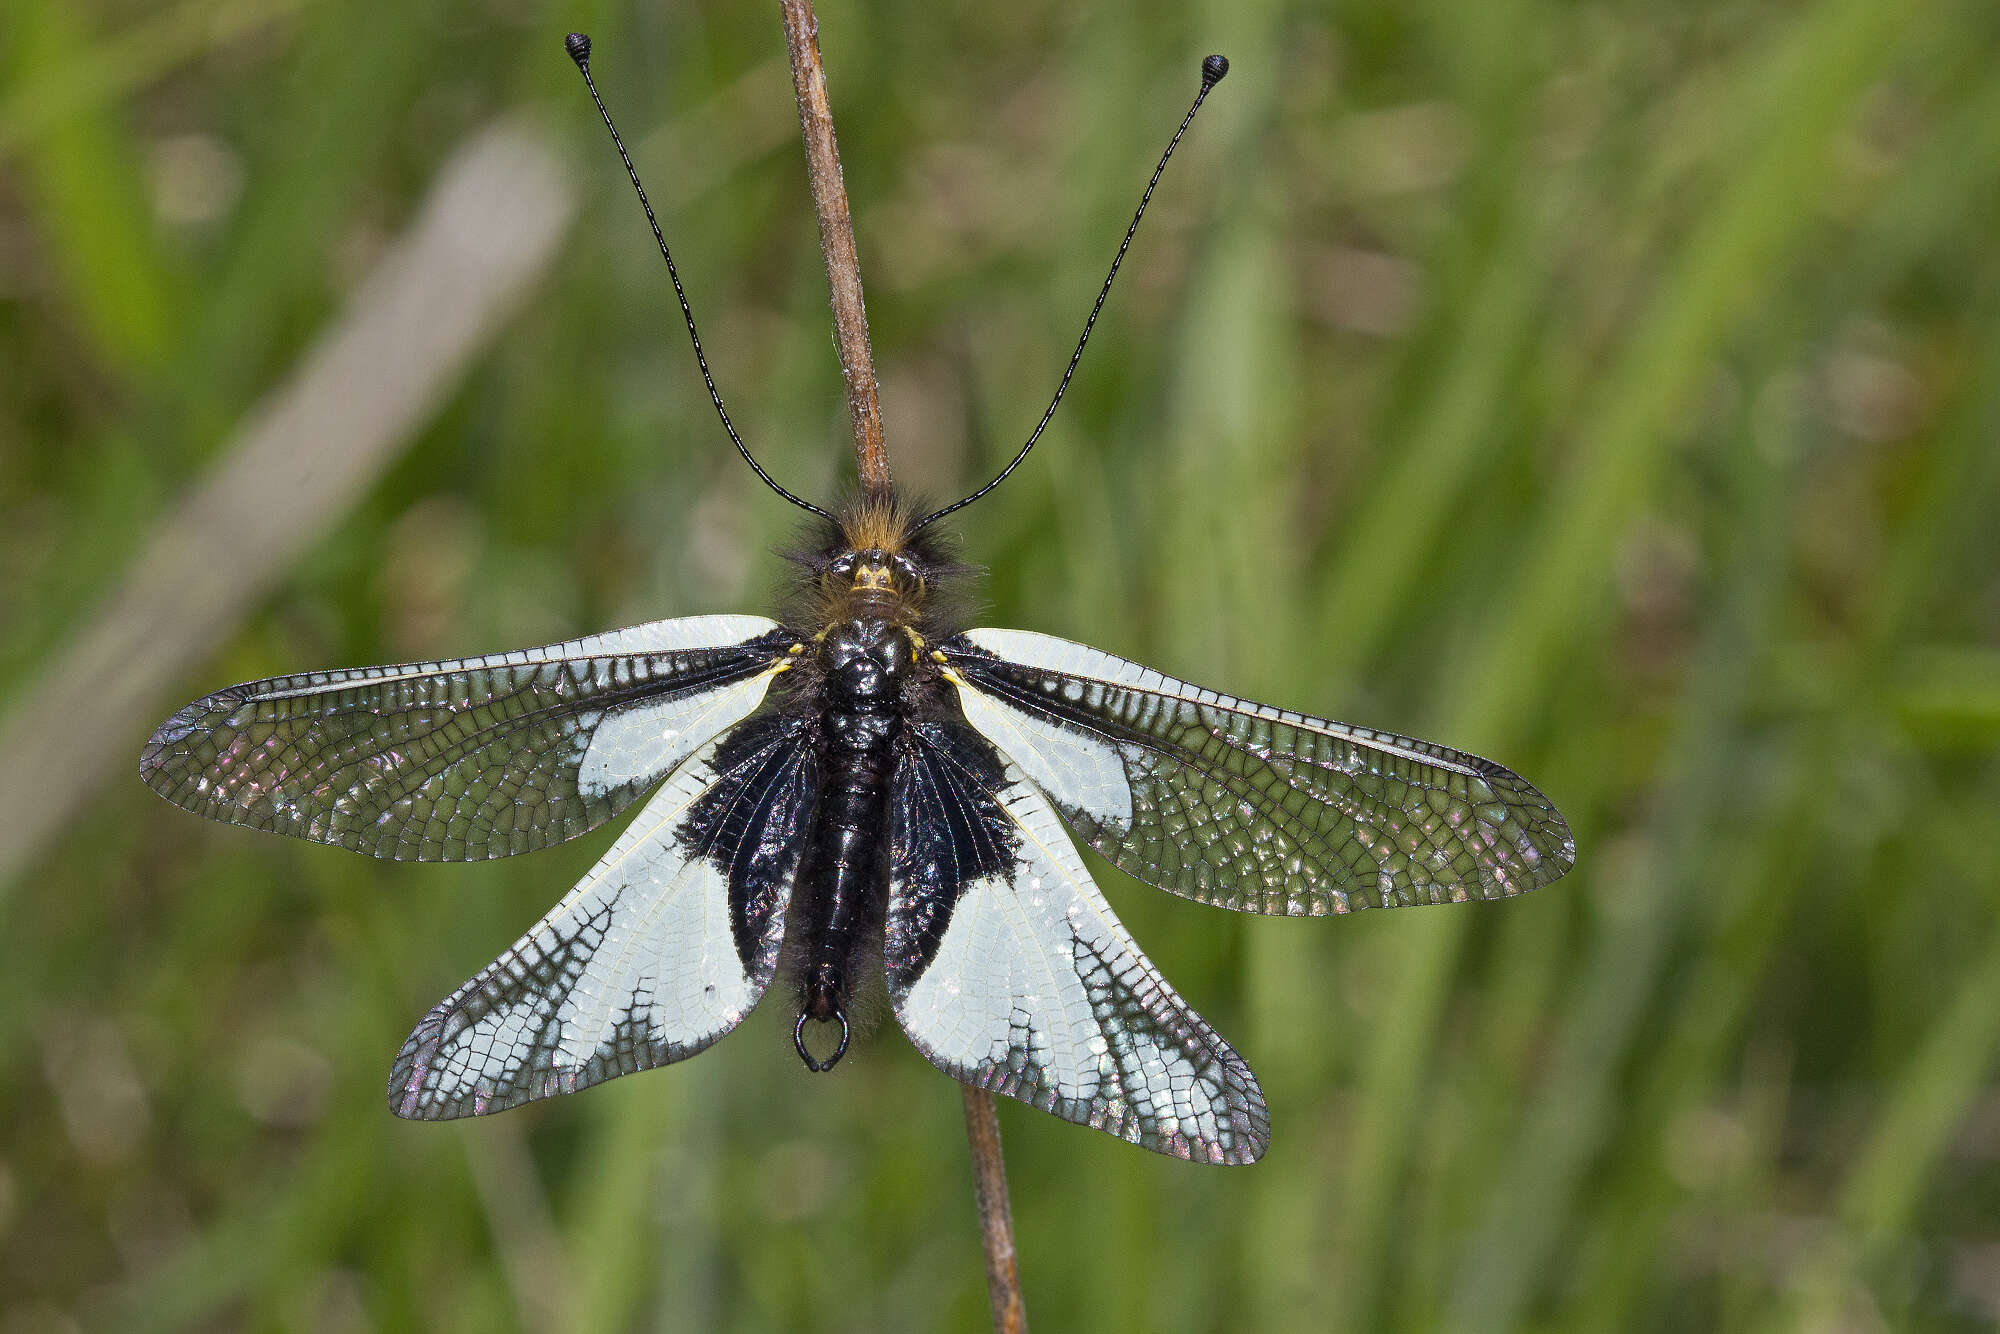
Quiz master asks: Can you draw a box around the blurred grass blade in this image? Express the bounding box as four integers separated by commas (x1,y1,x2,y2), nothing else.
1891,645,2000,748
1443,53,2000,1331
2,0,185,375
1761,924,2000,1333
0,123,573,896
457,1119,573,1334
1331,0,1916,1324
1443,365,1793,1332
0,0,313,164
1566,271,2000,1330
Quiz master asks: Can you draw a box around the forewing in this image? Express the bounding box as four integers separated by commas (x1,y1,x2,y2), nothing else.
944,629,1574,916
389,713,816,1119
886,721,1268,1164
141,614,789,860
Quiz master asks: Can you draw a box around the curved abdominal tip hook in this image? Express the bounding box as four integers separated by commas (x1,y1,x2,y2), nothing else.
794,1008,851,1073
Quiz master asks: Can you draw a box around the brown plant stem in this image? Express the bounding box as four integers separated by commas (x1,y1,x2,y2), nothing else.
962,1083,1030,1334
779,0,890,497
776,6,1025,1328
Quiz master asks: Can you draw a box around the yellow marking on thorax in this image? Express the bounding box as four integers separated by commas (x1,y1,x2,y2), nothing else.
771,644,809,675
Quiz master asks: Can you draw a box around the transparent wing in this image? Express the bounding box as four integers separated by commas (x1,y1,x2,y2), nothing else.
944,629,1575,916
140,614,790,861
389,713,816,1119
886,721,1267,1164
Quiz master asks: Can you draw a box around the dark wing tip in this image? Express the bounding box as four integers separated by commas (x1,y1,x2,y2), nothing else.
137,695,217,797
1472,755,1578,891
1547,814,1580,881
139,681,255,784
1140,1067,1269,1165
1225,1127,1271,1166
137,728,174,789
387,1012,458,1121
1518,782,1579,890
1213,1043,1270,1165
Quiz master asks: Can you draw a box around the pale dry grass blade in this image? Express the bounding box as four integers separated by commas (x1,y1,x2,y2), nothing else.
0,122,573,893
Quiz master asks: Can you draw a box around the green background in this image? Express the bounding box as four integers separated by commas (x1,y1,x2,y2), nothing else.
5,0,1999,1330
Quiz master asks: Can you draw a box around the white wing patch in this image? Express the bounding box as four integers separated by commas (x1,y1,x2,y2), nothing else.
570,613,778,657
948,668,1132,829
569,613,786,798
889,749,1267,1164
390,726,795,1119
576,667,778,798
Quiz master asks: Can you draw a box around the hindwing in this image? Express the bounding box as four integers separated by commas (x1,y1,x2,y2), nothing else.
886,720,1268,1164
389,713,816,1119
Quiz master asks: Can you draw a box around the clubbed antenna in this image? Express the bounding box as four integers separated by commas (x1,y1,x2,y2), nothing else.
567,34,836,521
910,54,1230,535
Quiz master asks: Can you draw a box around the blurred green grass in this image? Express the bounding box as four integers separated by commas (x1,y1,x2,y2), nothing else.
5,0,2000,1331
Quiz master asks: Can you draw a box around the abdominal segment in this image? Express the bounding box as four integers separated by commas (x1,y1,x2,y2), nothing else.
791,611,908,1069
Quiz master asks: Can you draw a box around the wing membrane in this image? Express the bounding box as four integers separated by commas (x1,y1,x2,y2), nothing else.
945,629,1574,916
140,614,788,860
886,721,1267,1164
389,713,816,1119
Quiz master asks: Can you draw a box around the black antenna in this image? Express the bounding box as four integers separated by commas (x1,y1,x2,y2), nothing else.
910,54,1230,535
566,33,836,522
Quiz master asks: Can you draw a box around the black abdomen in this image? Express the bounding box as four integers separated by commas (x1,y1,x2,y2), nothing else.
795,614,907,1069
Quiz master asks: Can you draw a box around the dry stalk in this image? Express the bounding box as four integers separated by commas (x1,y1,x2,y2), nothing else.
775,6,1026,1328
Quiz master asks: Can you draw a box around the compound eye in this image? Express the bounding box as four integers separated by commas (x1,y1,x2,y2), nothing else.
893,555,923,585
830,554,856,576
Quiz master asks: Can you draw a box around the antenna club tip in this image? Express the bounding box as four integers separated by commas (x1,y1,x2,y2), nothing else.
1201,54,1230,87
565,32,592,67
